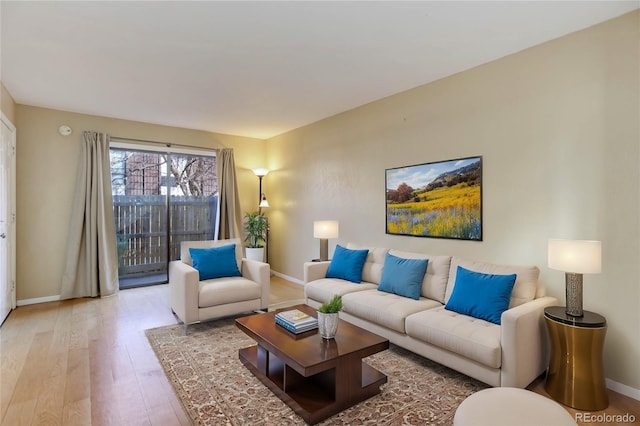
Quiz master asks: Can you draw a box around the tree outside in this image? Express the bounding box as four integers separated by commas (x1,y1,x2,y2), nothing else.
110,151,217,196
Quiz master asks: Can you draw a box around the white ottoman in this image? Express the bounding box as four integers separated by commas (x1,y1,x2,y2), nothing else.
454,388,577,426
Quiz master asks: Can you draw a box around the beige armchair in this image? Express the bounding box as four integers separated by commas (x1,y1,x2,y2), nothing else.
169,238,270,332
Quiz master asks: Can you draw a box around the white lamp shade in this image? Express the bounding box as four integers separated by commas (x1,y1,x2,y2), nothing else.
314,221,339,239
259,198,269,208
548,239,601,274
253,168,269,177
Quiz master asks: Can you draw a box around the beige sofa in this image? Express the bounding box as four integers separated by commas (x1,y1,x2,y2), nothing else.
304,243,557,388
169,238,270,332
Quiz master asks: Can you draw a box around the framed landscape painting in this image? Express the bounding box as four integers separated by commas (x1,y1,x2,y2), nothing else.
386,156,482,241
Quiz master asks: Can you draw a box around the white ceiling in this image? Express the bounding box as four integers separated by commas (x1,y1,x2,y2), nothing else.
2,1,638,139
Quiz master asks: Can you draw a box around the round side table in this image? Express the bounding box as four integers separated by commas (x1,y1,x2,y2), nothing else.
544,306,608,411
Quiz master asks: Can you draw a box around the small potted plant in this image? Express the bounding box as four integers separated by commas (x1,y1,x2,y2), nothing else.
317,295,342,339
243,211,269,262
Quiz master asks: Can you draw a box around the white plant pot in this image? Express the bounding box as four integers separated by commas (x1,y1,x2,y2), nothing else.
245,247,265,262
317,312,339,339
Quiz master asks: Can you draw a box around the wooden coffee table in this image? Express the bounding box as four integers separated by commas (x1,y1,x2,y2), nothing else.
235,304,389,425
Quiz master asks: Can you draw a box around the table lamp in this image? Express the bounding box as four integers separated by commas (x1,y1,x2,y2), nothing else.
313,221,339,261
548,239,601,317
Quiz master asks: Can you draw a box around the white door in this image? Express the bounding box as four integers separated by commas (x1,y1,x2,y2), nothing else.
0,113,16,325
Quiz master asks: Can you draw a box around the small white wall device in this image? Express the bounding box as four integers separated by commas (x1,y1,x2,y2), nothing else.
58,125,72,136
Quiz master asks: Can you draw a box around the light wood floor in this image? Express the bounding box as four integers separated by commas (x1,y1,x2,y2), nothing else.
1,276,637,425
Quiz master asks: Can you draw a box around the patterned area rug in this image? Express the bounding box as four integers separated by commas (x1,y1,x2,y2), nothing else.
145,318,488,425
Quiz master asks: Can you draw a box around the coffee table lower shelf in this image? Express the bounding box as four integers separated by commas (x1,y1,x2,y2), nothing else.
239,345,387,425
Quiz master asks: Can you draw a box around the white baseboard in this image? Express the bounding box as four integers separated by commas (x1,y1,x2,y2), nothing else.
272,270,304,285
607,378,640,401
17,295,61,306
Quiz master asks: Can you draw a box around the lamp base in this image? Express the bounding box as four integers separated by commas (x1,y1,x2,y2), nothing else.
565,272,584,317
319,239,329,262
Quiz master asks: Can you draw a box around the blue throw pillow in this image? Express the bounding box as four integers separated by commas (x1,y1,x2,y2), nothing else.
189,244,241,280
445,266,517,325
378,253,428,300
326,245,369,283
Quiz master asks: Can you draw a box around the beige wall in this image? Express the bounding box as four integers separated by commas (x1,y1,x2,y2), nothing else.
266,12,639,391
1,82,16,123
15,105,267,301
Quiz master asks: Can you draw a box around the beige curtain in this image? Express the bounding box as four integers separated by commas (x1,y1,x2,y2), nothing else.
61,131,119,299
216,148,243,239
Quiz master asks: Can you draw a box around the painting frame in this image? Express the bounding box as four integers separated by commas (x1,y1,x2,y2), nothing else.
385,156,483,241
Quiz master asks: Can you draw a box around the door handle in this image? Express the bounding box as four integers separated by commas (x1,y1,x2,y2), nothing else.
0,233,5,239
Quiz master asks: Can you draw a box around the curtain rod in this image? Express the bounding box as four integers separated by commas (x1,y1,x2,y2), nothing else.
111,136,220,152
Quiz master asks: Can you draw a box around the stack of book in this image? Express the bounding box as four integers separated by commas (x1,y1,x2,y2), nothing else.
275,309,318,334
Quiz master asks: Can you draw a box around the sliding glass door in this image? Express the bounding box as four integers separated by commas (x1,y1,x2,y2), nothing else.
110,147,217,288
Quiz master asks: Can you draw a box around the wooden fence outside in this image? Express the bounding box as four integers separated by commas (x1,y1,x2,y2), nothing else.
113,195,218,278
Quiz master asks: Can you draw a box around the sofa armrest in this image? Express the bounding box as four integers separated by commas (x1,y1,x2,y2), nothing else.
304,261,331,283
241,258,271,309
169,260,200,325
500,296,558,387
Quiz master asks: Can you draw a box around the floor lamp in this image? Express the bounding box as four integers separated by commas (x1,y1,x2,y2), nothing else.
253,168,269,214
253,168,269,262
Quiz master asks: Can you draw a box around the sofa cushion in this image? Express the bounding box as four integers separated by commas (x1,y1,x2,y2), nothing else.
342,289,441,334
405,306,502,369
445,266,516,325
199,277,260,307
326,245,369,283
347,243,389,284
378,253,428,300
189,244,241,280
305,278,377,304
445,257,539,308
389,250,452,303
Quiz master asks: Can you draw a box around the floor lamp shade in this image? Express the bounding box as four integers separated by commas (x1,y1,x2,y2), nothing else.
252,168,269,178
314,221,339,261
548,239,601,317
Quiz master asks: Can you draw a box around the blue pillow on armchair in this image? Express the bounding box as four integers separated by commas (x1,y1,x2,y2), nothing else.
189,244,241,280
445,266,516,325
326,245,369,283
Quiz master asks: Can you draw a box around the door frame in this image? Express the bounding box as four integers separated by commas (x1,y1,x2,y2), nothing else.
1,112,16,319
